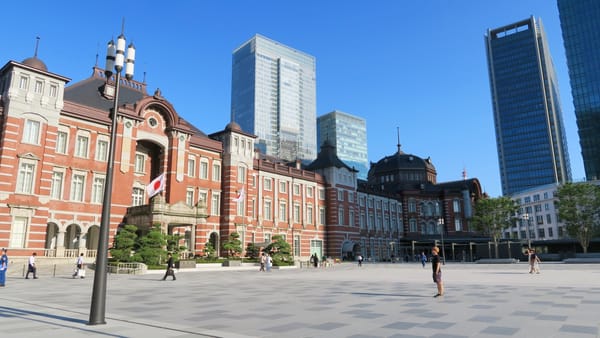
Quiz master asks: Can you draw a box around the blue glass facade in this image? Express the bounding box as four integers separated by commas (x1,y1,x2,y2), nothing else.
317,110,369,180
231,35,317,162
486,17,572,195
558,0,600,180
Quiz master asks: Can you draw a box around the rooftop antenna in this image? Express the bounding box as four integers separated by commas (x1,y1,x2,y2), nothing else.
462,167,467,180
396,126,401,153
34,36,40,57
95,42,99,67
143,71,146,83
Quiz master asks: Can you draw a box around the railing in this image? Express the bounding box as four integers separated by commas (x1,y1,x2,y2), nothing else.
108,262,147,275
64,249,79,258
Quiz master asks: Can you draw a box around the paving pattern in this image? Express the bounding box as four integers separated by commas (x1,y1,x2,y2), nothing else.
1,262,599,337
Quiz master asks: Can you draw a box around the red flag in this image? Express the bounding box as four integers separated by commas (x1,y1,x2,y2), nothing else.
146,173,165,198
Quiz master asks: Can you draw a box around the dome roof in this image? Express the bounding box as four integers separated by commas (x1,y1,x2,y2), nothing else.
22,56,48,72
225,121,242,132
370,152,436,173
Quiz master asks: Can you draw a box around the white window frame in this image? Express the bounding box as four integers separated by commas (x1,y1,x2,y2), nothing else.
211,192,221,216
70,172,86,202
212,162,221,181
91,175,105,204
237,165,246,183
50,170,64,200
10,216,28,248
132,187,145,206
186,188,195,207
187,157,196,177
96,138,109,162
23,119,41,145
16,160,36,194
74,133,90,158
56,130,69,154
200,159,209,180
134,153,145,173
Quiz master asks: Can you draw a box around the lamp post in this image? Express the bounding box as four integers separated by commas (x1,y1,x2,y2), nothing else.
89,30,135,325
522,213,530,248
438,217,446,264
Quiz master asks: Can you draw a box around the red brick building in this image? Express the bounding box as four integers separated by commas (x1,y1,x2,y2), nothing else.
0,55,483,262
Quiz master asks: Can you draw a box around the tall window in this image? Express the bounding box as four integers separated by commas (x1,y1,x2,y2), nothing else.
408,199,417,213
196,160,207,179
338,207,344,225
307,205,313,224
212,163,221,181
132,187,144,206
349,210,355,227
307,186,314,198
409,219,417,232
70,174,85,202
237,166,246,183
279,181,287,193
455,219,462,232
34,80,43,94
186,189,194,206
264,178,272,191
279,202,287,221
318,188,325,200
19,76,28,89
50,171,64,200
49,84,58,97
319,207,326,225
294,235,301,256
264,200,272,220
293,204,300,223
75,135,89,158
211,192,221,216
10,216,28,248
187,158,196,177
96,140,108,161
134,153,145,173
91,177,105,204
236,198,245,216
23,120,41,144
198,191,208,206
56,131,68,154
16,162,35,194
453,199,461,212
293,184,300,195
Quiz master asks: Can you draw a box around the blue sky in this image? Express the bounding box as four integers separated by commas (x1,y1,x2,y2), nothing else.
1,1,584,197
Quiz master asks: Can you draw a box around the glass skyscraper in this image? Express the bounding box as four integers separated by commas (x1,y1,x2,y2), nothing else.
317,110,368,180
486,17,572,196
231,34,317,162
558,0,600,181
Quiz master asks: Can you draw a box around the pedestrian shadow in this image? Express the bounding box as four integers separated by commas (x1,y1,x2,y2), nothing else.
0,306,126,337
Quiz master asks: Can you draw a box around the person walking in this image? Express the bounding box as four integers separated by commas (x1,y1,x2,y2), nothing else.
162,253,176,281
25,252,38,279
0,248,8,287
265,253,273,272
420,251,427,268
259,252,266,272
312,254,319,268
431,247,444,297
357,254,363,267
73,253,85,278
531,249,541,274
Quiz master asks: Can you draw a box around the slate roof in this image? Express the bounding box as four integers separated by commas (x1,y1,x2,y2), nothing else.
305,140,357,172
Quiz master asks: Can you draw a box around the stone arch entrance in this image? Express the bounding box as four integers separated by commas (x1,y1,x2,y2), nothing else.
341,241,360,261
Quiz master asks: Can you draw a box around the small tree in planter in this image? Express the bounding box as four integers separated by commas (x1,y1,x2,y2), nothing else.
135,223,167,266
110,224,138,262
203,241,216,259
222,232,243,258
245,242,260,260
264,235,293,266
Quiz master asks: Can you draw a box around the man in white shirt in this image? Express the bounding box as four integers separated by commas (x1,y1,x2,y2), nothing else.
25,252,38,279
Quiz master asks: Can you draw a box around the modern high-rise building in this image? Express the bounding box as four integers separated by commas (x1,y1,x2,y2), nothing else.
317,110,368,180
485,16,572,196
231,34,317,162
558,0,600,181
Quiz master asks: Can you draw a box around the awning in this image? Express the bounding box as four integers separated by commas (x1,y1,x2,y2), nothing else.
342,241,355,252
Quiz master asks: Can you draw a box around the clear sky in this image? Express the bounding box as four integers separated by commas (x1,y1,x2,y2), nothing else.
1,1,584,197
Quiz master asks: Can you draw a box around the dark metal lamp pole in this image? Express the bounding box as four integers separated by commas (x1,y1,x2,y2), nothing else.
89,31,135,325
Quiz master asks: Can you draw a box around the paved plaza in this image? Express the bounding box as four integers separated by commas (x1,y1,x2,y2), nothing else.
0,262,599,338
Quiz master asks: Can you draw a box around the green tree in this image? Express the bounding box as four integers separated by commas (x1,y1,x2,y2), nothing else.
556,182,600,253
245,242,260,259
166,233,187,256
222,232,242,258
472,196,519,258
135,223,167,265
264,235,293,266
110,224,138,262
203,241,216,258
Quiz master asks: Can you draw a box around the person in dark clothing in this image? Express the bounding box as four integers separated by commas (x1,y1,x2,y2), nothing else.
431,247,443,297
25,252,38,279
162,253,176,281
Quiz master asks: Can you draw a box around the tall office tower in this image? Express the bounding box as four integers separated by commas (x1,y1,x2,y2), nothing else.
317,110,369,180
231,34,317,162
486,17,572,196
558,0,600,181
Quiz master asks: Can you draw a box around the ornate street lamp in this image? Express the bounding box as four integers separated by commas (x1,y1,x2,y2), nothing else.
89,28,135,325
438,217,446,264
522,213,530,248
